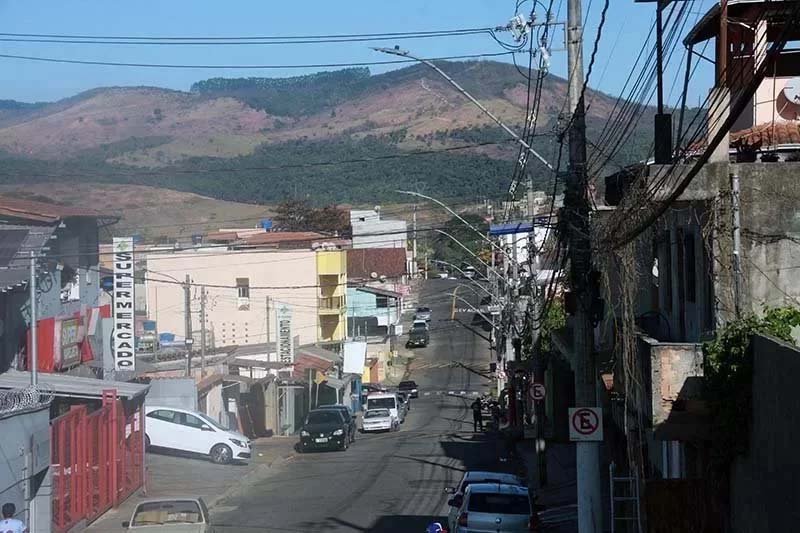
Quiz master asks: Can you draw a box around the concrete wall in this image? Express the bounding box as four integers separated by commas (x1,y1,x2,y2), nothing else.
645,338,704,428
730,334,800,533
350,209,407,249
145,249,319,348
0,406,51,532
146,377,198,410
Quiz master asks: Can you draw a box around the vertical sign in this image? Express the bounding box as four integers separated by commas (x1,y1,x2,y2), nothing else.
112,237,135,370
276,304,293,364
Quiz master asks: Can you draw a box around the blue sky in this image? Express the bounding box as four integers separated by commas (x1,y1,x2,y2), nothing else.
0,0,716,104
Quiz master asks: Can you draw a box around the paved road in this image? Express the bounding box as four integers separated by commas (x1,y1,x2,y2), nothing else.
212,279,516,532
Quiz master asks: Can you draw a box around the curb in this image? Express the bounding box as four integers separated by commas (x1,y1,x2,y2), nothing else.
206,451,295,509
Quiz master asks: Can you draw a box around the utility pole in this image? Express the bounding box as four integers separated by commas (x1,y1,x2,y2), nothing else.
730,172,742,318
200,286,207,376
412,203,418,278
566,0,603,531
184,274,193,377
265,295,271,345
29,252,38,387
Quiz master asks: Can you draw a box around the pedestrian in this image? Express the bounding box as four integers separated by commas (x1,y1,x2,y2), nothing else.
490,401,501,430
470,397,483,432
0,503,27,533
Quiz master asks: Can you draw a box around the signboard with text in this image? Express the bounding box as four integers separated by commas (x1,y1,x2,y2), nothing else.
276,304,294,364
568,407,603,441
112,237,136,371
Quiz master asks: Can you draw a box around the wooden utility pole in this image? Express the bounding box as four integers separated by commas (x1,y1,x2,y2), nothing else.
566,0,603,530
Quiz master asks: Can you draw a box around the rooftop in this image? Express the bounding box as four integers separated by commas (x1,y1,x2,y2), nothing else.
0,196,118,224
0,225,55,289
347,248,407,279
0,370,149,400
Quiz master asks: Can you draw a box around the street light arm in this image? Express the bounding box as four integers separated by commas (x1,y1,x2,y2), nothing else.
373,47,554,172
397,189,508,258
434,229,507,285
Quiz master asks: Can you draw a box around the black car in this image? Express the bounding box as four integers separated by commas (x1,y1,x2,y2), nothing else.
398,380,419,399
299,409,351,452
316,404,357,443
406,323,429,348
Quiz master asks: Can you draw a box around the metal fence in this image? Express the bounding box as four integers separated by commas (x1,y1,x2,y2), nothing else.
51,390,145,533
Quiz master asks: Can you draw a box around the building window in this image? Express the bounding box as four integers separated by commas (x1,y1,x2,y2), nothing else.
376,295,389,308
662,230,673,312
236,277,250,310
60,266,80,302
684,233,696,303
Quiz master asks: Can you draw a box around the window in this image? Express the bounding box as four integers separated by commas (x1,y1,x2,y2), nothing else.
177,412,207,429
684,233,696,303
467,493,530,515
236,277,250,310
662,230,673,312
147,410,176,422
376,295,389,308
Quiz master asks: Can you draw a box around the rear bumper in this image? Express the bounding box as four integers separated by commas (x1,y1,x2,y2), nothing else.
362,423,392,432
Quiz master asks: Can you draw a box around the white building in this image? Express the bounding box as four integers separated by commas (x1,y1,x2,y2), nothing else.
350,208,407,249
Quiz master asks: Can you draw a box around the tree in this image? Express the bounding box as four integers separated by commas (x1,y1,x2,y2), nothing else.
432,214,489,271
273,199,350,234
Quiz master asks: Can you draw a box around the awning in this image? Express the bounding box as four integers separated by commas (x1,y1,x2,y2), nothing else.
354,285,403,299
0,370,149,400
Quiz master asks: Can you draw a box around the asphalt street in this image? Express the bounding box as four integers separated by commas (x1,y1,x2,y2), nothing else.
211,278,516,532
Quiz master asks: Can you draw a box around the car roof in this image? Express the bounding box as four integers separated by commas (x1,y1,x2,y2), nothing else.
417,306,431,311
134,497,205,506
317,404,349,409
367,391,397,397
466,483,529,495
463,471,522,481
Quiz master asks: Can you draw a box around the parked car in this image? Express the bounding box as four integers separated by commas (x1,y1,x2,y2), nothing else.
123,497,214,531
361,408,397,432
398,380,419,398
461,266,477,279
407,322,430,348
445,471,526,530
415,306,432,321
366,391,404,424
144,406,250,465
316,404,357,443
299,409,351,452
449,483,538,532
412,318,430,330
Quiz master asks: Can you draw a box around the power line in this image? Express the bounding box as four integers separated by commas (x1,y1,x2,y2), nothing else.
0,50,514,70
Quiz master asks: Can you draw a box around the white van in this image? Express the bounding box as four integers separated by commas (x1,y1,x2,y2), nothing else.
366,392,404,424
145,405,251,464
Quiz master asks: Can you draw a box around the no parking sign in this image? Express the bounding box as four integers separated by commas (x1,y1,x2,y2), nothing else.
568,408,603,441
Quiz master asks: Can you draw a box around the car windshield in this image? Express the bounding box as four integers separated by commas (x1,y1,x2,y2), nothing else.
399,381,416,388
132,500,202,525
365,409,390,419
468,493,530,515
417,307,430,313
367,397,396,409
196,412,226,431
306,411,341,425
411,323,427,332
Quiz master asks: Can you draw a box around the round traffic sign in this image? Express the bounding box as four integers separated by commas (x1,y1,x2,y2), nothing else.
571,408,599,435
529,383,546,401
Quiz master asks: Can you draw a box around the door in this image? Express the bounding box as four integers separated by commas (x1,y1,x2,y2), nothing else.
175,411,218,454
146,409,181,449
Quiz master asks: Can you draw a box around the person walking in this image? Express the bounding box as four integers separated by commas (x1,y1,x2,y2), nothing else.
0,503,27,533
470,398,483,432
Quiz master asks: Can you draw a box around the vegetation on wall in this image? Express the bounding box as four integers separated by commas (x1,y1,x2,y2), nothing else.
704,306,800,465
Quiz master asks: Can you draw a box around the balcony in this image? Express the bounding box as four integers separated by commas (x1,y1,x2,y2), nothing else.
318,295,345,314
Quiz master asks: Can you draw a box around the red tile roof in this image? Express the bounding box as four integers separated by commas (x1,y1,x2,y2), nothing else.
731,122,800,150
347,248,407,280
0,196,116,224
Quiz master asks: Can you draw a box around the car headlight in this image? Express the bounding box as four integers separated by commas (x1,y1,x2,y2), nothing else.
300,430,310,437
229,438,245,448
332,429,344,436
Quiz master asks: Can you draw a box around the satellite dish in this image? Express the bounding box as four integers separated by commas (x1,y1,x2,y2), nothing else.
782,78,800,105
370,272,378,279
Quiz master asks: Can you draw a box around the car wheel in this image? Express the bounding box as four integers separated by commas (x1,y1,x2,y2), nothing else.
210,443,233,464
145,434,151,451
340,439,348,451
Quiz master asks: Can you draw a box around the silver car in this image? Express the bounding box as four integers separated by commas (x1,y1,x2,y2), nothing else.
123,497,214,532
449,483,537,532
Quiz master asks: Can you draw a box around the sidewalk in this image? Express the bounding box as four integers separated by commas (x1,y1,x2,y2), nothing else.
84,437,295,532
516,439,578,531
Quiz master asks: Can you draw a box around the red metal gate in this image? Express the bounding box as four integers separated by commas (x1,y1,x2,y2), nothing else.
51,390,145,533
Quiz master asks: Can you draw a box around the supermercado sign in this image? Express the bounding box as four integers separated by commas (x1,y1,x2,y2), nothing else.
112,237,135,371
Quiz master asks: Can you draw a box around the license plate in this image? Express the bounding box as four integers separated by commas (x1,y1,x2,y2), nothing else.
315,438,328,443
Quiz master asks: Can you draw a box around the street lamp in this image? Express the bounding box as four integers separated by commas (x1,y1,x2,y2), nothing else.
373,47,554,172
434,229,508,285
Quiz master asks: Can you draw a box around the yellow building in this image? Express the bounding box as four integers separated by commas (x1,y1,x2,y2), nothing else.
316,250,348,344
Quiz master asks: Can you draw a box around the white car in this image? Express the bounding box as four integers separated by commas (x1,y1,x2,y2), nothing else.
361,408,398,432
366,392,404,424
123,497,214,532
445,471,526,531
145,405,251,464
412,319,430,330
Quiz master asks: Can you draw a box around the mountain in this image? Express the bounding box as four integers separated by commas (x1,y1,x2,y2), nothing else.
0,61,653,203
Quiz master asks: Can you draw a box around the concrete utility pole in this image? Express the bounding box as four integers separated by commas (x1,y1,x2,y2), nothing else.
265,295,271,344
200,286,207,376
184,274,193,377
412,203,418,278
566,0,603,530
29,252,38,387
